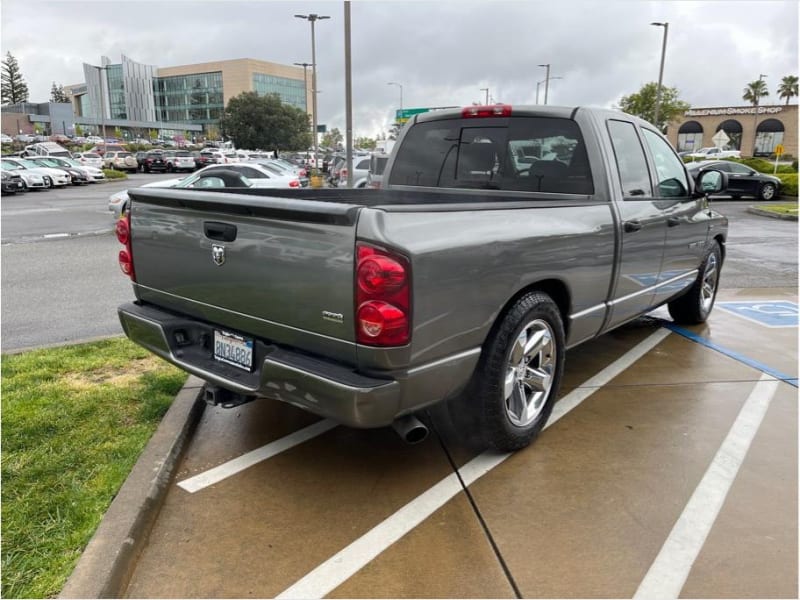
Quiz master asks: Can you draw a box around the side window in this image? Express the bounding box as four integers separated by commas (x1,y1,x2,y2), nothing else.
237,166,268,179
607,120,652,198
357,159,370,170
641,129,689,198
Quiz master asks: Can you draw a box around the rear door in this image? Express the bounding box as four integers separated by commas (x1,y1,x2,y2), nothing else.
604,119,668,330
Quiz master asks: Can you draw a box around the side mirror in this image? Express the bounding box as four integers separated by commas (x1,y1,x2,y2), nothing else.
693,169,727,197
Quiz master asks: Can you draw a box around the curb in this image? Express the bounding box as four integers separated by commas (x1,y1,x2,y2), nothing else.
59,376,206,599
746,205,798,221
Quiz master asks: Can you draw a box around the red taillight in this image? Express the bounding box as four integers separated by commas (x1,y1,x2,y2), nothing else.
289,179,300,188
462,104,512,118
299,168,307,177
340,168,348,178
356,243,410,346
116,214,135,280
369,181,381,189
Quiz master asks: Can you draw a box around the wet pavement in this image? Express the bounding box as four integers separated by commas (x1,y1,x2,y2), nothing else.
122,287,797,599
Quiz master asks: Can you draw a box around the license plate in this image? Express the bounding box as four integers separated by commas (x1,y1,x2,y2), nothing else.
213,329,254,371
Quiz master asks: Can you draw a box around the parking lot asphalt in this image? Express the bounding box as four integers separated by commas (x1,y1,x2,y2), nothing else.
62,285,798,599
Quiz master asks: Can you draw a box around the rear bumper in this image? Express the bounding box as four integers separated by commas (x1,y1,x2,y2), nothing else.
118,302,480,427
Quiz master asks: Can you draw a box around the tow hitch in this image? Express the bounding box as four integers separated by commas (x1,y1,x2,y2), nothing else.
202,385,257,409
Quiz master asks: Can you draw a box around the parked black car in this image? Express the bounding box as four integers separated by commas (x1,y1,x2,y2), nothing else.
1,170,25,194
194,151,221,170
686,160,782,200
141,151,168,173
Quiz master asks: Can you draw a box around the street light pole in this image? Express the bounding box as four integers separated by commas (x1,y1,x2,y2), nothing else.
536,76,562,105
651,21,669,131
293,61,313,120
387,82,403,112
295,13,330,169
480,87,489,104
752,73,768,157
538,64,551,104
93,65,108,154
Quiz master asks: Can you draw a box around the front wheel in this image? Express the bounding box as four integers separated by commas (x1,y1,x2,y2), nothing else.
759,182,777,201
465,292,565,451
668,241,722,324
43,176,53,189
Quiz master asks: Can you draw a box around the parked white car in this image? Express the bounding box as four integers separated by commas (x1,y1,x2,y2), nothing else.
73,152,104,169
336,155,372,188
687,147,741,160
40,156,106,182
205,162,302,189
85,136,104,144
1,133,13,144
1,161,47,190
1,157,70,187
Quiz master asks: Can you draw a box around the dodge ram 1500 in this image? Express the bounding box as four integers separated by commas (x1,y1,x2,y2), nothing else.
117,105,728,451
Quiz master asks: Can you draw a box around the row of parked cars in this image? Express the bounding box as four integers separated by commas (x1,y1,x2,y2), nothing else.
1,155,106,194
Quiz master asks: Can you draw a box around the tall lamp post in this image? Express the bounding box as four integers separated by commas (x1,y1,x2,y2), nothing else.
651,21,669,131
295,13,330,169
387,81,403,114
92,65,109,154
536,76,562,104
293,61,313,121
752,73,768,156
480,87,489,104
538,64,551,104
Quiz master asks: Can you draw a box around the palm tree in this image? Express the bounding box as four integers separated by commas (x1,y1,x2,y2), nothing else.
742,79,769,106
777,75,798,105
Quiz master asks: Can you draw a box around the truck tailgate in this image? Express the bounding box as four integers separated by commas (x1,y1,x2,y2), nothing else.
128,188,361,363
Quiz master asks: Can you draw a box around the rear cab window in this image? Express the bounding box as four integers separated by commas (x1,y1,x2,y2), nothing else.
388,116,594,195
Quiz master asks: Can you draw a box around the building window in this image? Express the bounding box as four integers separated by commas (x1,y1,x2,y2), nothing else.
153,71,223,125
252,73,306,110
715,119,742,150
754,118,784,157
677,120,703,152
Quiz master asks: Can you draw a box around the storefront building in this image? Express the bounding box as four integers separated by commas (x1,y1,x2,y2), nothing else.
667,104,797,158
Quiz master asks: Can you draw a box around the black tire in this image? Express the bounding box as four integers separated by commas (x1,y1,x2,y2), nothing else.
759,182,777,201
464,291,565,451
668,241,722,324
43,176,52,189
167,163,174,172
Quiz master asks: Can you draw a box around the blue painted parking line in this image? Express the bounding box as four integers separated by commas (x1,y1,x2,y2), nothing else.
656,319,798,388
717,301,798,328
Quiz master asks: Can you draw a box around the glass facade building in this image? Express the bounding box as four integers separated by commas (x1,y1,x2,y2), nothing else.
107,64,127,119
154,72,225,125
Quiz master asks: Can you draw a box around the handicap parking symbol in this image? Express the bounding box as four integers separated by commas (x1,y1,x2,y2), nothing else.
717,301,798,328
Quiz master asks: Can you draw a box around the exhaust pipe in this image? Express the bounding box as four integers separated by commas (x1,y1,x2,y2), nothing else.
392,414,429,444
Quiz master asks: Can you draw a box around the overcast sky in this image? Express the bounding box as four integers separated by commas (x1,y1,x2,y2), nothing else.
2,0,797,138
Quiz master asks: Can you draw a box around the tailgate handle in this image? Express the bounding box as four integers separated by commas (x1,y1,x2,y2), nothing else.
204,221,237,242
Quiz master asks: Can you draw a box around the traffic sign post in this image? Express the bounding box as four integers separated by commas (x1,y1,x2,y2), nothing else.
774,143,784,174
711,129,730,149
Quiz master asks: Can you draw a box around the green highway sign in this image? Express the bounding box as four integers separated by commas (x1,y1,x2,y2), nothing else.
395,108,431,124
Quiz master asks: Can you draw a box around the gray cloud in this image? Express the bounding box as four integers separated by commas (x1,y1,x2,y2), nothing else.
2,0,797,138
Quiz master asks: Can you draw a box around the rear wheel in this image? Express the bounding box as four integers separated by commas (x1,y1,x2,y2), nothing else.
668,241,721,324
463,292,565,451
759,182,777,201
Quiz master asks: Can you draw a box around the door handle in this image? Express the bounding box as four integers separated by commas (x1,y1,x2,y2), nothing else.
667,217,681,227
204,221,237,242
624,220,642,233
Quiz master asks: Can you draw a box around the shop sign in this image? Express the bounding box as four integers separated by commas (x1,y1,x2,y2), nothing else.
684,106,784,117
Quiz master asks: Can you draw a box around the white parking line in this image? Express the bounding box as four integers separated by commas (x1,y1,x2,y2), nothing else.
276,327,672,599
633,373,779,600
177,418,338,493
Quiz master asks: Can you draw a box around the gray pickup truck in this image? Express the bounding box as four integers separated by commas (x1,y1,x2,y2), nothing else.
117,105,728,451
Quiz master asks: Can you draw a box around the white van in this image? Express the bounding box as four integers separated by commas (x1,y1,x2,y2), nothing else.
24,142,72,158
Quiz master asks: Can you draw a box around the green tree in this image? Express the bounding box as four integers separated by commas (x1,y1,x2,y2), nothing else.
354,136,376,150
777,75,798,105
219,91,311,150
742,78,769,106
617,82,690,132
50,82,69,103
321,127,343,148
2,52,29,105
74,124,83,137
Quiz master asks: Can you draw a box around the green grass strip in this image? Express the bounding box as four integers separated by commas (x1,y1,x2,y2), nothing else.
1,337,187,598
